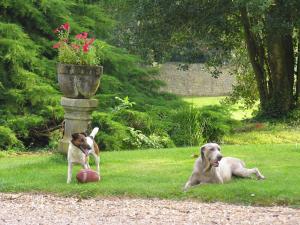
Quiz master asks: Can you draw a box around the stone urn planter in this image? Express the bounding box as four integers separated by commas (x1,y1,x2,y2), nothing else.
57,63,103,99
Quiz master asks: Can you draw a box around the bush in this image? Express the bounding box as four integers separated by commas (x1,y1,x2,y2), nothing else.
286,109,300,126
99,75,124,94
123,127,175,149
112,109,152,134
0,126,23,150
92,112,130,150
169,106,203,146
199,105,235,143
169,105,237,145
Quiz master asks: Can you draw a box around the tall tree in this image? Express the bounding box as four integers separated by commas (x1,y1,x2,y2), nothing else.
110,0,300,117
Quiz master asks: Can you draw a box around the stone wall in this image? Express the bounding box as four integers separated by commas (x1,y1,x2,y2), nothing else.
158,63,234,96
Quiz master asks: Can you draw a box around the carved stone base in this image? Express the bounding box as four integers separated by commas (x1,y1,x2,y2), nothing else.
58,97,98,154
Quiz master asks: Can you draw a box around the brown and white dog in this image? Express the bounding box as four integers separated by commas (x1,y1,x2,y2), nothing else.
67,127,100,183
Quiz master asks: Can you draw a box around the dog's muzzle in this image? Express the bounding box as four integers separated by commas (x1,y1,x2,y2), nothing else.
212,155,222,167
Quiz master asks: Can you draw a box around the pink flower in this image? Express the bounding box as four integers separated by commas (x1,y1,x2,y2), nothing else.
53,42,61,49
75,32,88,39
53,28,59,33
75,33,83,39
82,32,88,39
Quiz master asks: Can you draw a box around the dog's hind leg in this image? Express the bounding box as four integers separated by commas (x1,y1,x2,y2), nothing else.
233,167,265,180
67,162,73,184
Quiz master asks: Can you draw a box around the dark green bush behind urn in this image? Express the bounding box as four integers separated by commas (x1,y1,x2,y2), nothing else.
57,63,103,99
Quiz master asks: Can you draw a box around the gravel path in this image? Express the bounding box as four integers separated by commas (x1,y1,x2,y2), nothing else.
0,193,300,225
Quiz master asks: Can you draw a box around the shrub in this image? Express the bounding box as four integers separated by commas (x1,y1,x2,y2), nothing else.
169,105,237,146
112,109,152,134
99,75,123,94
92,112,130,150
169,106,203,146
286,109,300,126
199,105,237,143
0,126,23,150
123,127,174,149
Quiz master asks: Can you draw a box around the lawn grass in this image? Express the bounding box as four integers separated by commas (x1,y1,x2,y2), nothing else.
183,96,255,120
0,144,300,207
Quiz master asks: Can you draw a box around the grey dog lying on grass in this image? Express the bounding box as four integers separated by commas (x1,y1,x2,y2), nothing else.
184,143,265,191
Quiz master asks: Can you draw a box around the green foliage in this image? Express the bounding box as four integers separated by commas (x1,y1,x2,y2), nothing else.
224,48,259,110
286,109,300,126
0,0,189,151
98,75,123,94
124,127,174,149
199,105,235,143
112,96,136,112
0,126,22,150
113,109,151,133
0,0,245,151
92,112,130,151
0,22,62,148
169,105,237,145
169,106,203,146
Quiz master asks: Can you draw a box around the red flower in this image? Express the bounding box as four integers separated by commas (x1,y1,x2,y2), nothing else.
83,43,89,52
61,23,70,31
53,42,61,49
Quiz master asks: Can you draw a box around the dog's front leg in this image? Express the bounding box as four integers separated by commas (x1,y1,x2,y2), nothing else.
82,163,89,169
215,171,224,184
184,172,201,192
91,152,100,176
95,156,100,175
67,162,73,184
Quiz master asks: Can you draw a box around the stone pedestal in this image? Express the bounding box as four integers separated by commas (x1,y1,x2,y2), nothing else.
58,97,98,154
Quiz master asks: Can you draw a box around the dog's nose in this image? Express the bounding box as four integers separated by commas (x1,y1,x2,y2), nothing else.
217,155,223,161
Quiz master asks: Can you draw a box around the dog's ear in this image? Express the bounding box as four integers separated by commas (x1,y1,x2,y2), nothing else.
80,132,87,137
71,133,79,140
200,146,205,159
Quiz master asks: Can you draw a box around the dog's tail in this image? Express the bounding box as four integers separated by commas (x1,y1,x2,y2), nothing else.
90,127,99,138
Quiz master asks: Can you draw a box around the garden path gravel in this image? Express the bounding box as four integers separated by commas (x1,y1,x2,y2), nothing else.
0,193,299,225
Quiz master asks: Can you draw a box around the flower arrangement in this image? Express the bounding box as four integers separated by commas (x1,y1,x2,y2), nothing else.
53,23,100,66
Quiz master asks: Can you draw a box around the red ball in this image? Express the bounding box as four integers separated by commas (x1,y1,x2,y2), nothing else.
76,169,100,183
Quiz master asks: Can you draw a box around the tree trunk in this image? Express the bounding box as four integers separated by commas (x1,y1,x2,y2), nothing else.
239,7,269,112
265,2,295,116
296,33,300,106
